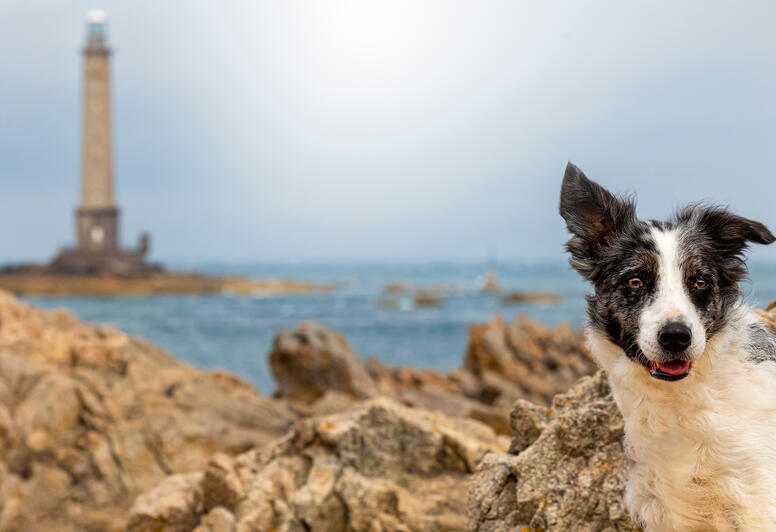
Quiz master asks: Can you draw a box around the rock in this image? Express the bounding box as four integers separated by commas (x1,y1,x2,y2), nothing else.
268,317,592,437
193,507,235,532
152,397,509,532
413,291,443,307
0,290,297,531
464,314,596,405
0,272,332,297
269,321,379,402
481,269,501,294
221,277,333,295
0,288,612,531
466,453,520,532
15,373,80,452
376,297,399,309
126,472,204,532
383,281,409,294
201,453,242,513
501,291,562,305
467,371,640,532
366,358,512,435
508,399,550,454
756,302,776,333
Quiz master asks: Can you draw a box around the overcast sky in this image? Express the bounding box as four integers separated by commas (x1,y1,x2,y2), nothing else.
1,1,775,263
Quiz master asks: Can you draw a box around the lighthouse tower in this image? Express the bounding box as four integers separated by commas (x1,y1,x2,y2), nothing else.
49,10,155,275
77,9,118,252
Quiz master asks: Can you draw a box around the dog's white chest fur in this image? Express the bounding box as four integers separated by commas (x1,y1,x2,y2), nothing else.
590,315,776,531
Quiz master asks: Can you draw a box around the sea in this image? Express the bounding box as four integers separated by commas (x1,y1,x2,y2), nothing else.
23,261,776,394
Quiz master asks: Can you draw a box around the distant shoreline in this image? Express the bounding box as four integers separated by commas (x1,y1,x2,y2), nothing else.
0,272,333,297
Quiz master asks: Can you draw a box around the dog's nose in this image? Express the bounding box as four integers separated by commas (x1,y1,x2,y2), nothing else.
658,323,692,353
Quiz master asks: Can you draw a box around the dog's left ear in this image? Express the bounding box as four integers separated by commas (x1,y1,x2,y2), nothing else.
560,162,636,278
685,206,775,255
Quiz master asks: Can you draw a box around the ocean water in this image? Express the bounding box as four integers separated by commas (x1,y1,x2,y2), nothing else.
23,261,776,394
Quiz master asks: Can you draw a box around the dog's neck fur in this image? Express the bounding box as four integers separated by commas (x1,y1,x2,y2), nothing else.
589,306,776,531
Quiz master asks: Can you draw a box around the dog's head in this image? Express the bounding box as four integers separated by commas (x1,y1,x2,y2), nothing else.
560,162,775,381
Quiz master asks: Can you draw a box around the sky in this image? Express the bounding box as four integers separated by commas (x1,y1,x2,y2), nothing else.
1,1,776,263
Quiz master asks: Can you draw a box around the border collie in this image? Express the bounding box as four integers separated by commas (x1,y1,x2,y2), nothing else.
559,162,776,531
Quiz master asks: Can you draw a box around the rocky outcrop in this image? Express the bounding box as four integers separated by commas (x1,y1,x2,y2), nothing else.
0,290,297,531
269,316,594,437
128,397,509,532
467,371,639,532
0,285,601,531
125,473,205,532
465,314,596,406
501,291,562,305
0,272,332,297
269,322,379,403
365,359,514,435
380,282,453,308
466,306,776,531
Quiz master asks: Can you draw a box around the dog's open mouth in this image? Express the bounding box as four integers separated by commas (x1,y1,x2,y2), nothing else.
647,360,691,381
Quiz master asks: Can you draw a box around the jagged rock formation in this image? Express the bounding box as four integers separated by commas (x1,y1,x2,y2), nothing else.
127,397,509,532
0,291,297,531
467,307,776,532
269,317,595,437
468,371,639,532
464,314,597,405
0,286,599,531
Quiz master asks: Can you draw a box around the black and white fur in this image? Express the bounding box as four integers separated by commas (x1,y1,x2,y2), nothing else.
560,162,776,531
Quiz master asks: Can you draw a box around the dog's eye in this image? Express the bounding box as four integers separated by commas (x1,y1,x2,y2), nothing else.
694,279,707,289
627,277,643,289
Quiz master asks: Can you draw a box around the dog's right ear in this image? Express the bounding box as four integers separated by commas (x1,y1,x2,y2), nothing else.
559,162,635,277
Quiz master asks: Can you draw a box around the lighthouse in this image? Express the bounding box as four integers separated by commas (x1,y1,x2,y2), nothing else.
78,9,118,252
49,10,155,275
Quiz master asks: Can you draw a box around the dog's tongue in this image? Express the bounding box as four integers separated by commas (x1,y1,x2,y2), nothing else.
656,360,690,375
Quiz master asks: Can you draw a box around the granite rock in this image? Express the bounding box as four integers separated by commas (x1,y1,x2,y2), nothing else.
129,397,509,532
0,290,297,531
468,371,640,532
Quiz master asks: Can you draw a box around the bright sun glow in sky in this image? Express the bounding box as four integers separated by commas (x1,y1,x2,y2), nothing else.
1,1,776,262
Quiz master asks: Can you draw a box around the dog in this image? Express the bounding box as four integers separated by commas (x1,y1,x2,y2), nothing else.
559,162,776,531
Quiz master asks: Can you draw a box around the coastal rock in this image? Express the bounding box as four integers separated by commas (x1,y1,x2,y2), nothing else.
201,453,243,513
268,317,593,436
383,281,408,294
365,358,512,435
467,371,640,532
381,282,454,307
501,291,562,305
134,397,508,532
268,320,515,434
412,291,444,307
481,270,500,294
0,287,606,531
0,290,297,531
126,472,204,532
193,507,235,532
0,272,332,297
756,299,776,333
464,314,596,405
376,297,399,309
269,321,379,402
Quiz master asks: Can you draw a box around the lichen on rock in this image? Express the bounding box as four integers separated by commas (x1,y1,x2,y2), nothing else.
468,371,641,532
128,397,509,532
